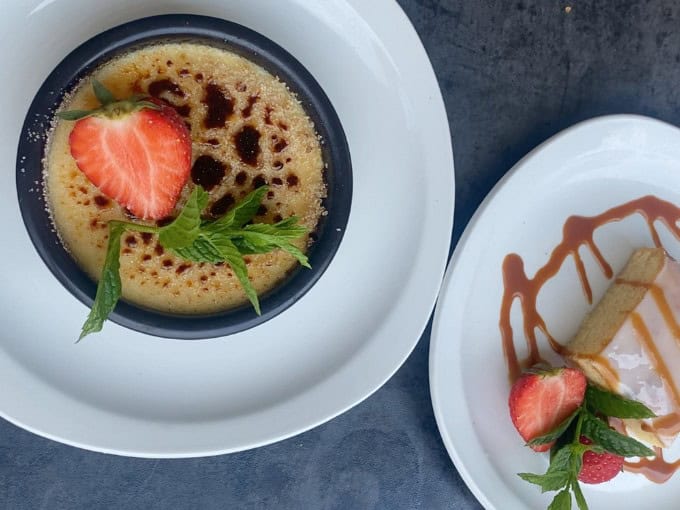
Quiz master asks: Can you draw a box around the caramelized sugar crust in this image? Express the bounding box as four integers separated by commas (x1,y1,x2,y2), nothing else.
45,43,326,314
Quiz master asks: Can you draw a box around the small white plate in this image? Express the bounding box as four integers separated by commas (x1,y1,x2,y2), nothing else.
0,1,453,457
430,115,680,509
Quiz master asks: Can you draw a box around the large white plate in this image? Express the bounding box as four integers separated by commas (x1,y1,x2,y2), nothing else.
430,115,680,509
0,0,453,457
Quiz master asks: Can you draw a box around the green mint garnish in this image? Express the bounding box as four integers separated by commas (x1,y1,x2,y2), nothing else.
585,384,657,419
518,383,656,510
78,185,309,340
78,221,125,341
580,410,655,458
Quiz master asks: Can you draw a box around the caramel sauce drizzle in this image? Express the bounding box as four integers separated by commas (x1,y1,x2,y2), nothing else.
630,311,680,407
499,195,680,482
650,285,680,344
624,448,680,484
648,412,680,438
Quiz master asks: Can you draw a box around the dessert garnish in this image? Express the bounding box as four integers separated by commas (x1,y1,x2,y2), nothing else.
58,81,191,220
510,366,655,510
500,196,680,482
79,185,309,340
509,367,587,453
57,82,310,340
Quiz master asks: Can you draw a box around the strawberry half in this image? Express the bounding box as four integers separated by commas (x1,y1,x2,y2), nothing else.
59,81,191,220
508,367,587,452
578,436,624,484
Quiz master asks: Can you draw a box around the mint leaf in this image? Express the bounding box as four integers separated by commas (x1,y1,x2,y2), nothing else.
159,186,209,249
571,480,588,510
78,222,125,340
548,490,572,510
518,445,575,493
243,219,307,239
568,447,583,478
238,230,310,268
210,235,261,314
585,384,656,419
548,445,575,473
208,186,269,231
214,214,310,268
581,412,655,457
518,471,571,493
92,79,116,105
171,235,225,264
171,231,262,314
528,409,580,447
78,184,310,337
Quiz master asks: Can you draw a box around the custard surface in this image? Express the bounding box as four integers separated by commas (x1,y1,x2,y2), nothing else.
45,43,326,314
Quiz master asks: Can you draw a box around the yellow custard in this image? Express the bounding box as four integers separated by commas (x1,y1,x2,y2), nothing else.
45,43,326,314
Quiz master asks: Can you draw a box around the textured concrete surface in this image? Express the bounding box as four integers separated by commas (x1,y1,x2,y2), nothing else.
4,1,680,508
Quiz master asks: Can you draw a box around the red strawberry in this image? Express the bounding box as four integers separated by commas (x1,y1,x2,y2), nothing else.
578,436,624,484
508,367,586,452
60,82,191,220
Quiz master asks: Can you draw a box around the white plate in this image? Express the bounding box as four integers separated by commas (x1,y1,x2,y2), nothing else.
0,1,453,457
430,115,680,509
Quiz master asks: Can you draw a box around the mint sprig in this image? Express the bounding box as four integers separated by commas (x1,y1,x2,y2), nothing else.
518,383,656,510
78,185,309,339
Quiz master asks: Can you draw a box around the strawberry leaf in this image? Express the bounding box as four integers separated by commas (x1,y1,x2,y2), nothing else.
159,186,209,249
78,221,125,340
585,384,656,419
581,412,655,457
92,79,116,105
528,409,580,447
56,109,96,121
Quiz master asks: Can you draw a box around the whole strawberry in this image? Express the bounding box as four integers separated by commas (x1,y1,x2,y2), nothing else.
58,80,191,220
578,436,624,484
508,367,587,451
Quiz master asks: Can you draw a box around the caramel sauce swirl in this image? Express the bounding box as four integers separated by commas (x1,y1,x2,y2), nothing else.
624,448,680,484
499,195,680,482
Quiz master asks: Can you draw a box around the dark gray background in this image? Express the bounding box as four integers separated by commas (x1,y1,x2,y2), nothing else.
3,1,679,508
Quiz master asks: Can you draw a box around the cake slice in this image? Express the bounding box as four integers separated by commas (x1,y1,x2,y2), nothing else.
566,247,680,447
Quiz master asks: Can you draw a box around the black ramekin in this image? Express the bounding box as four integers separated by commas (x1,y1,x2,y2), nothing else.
16,14,352,339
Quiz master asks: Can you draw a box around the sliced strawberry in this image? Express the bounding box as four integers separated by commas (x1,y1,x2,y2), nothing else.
578,436,624,484
63,84,191,220
508,367,586,452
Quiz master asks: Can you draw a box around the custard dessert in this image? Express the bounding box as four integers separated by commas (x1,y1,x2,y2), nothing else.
45,43,326,314
566,247,680,446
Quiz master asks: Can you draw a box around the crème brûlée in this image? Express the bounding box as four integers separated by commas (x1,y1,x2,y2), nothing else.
566,247,680,447
45,43,326,314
